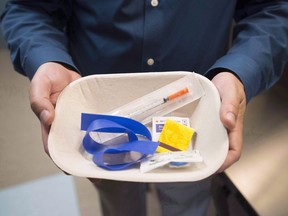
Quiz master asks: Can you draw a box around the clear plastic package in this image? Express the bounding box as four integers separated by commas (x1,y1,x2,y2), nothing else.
109,73,205,125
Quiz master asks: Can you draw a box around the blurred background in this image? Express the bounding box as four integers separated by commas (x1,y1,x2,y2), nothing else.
1,1,288,215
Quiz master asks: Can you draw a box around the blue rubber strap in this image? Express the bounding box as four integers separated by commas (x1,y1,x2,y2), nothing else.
81,113,152,140
93,140,158,170
81,113,159,170
83,118,138,154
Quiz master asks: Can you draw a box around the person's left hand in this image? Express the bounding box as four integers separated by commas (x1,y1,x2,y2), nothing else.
211,72,246,172
29,62,81,155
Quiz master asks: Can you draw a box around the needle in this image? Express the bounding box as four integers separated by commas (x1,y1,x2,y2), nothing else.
127,87,190,118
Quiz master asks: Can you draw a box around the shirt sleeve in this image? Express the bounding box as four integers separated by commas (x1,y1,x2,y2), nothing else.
207,1,288,102
0,0,78,80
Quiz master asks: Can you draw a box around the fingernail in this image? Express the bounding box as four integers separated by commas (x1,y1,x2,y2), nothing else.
226,112,236,125
40,110,49,124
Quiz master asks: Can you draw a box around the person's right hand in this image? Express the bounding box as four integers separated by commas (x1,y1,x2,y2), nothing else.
29,62,81,155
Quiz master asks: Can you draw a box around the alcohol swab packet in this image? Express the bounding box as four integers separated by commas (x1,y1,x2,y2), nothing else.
152,116,198,168
140,150,203,173
156,118,195,153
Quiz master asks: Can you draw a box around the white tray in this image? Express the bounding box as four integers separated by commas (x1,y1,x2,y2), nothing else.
48,72,228,182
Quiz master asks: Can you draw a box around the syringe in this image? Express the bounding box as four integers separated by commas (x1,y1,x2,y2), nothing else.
126,87,190,119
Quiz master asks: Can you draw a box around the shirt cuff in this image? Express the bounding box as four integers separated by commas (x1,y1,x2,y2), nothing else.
22,46,78,80
206,53,263,102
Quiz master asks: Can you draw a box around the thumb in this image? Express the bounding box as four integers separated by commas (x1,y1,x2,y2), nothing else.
39,109,54,127
29,76,55,127
30,97,55,127
220,101,238,130
29,76,55,155
212,72,244,130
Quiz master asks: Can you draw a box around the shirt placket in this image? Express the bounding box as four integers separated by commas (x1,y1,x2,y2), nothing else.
142,0,162,71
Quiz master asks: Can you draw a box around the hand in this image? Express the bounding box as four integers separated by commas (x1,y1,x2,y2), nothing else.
211,72,246,172
29,62,81,155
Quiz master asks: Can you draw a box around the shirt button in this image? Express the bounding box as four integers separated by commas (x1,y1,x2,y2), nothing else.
151,0,159,7
147,58,155,66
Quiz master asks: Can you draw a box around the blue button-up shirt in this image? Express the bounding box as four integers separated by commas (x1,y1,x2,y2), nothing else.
1,0,288,101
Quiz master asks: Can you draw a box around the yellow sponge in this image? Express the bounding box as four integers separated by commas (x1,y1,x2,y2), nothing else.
156,119,195,153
